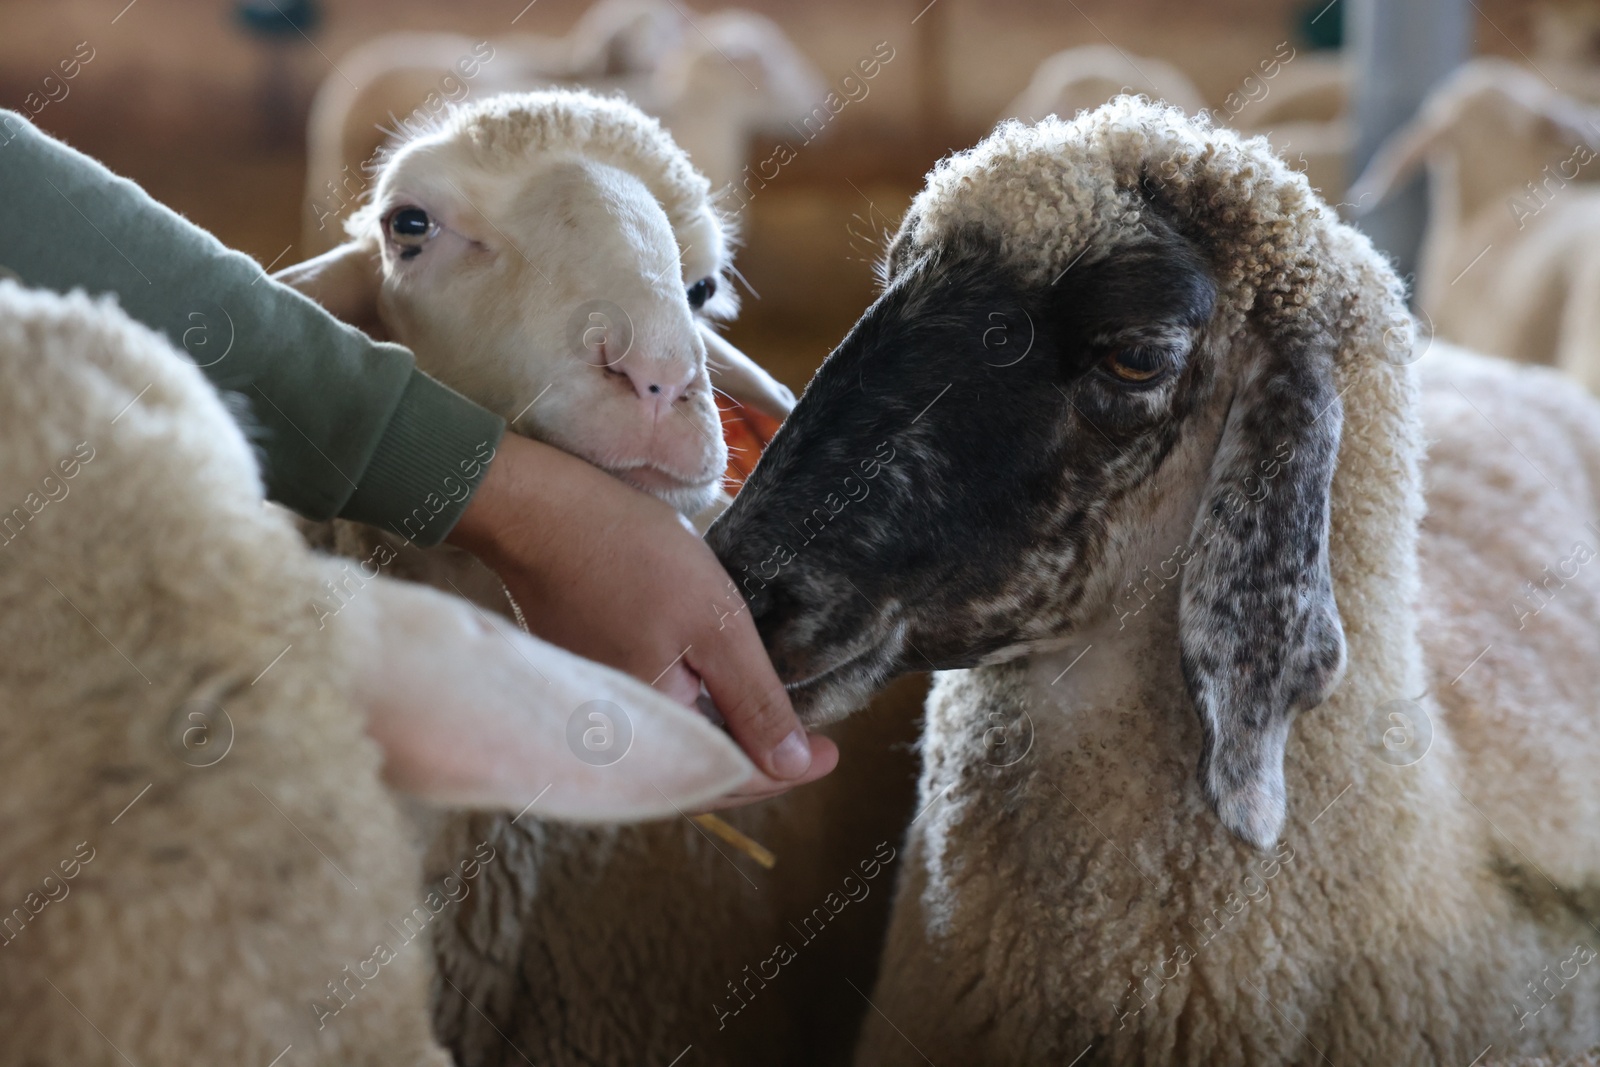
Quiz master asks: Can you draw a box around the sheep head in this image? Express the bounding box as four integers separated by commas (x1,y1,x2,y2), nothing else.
1347,57,1600,223
279,89,794,518
709,100,1413,848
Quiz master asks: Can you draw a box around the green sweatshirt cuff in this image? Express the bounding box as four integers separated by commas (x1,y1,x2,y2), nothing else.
339,369,507,547
0,109,509,547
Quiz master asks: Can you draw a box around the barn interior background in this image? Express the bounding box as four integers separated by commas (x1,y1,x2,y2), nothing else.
2,0,1577,398
8,1,1600,1061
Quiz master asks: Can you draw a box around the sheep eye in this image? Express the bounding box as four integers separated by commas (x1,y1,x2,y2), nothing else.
687,276,717,310
1101,346,1170,385
387,207,434,258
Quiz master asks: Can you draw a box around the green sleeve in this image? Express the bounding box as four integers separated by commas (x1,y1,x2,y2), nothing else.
0,110,505,546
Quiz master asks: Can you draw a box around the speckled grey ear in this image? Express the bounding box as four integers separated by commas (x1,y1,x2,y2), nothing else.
1178,339,1347,850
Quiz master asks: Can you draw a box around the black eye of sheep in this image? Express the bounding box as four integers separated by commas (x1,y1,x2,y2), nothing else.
1100,345,1171,384
387,207,434,259
687,276,717,310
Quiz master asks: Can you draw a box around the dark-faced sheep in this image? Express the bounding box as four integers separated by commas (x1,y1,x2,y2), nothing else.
709,99,1600,1064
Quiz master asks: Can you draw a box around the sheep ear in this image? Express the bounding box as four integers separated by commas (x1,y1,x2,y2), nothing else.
1345,112,1440,213
699,321,796,420
347,577,754,822
1178,340,1347,850
273,240,388,340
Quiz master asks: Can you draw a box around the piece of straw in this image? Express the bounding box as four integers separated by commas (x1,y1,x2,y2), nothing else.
692,813,776,869
499,591,772,867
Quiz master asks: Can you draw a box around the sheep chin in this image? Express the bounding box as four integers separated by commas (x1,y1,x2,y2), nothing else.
609,465,721,518
784,647,895,727
789,680,877,727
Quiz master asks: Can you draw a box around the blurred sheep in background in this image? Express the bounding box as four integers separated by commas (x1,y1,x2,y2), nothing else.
301,0,824,253
1350,58,1600,388
997,44,1206,121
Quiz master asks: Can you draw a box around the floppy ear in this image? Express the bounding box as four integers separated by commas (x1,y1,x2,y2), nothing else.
1178,335,1346,850
273,240,388,340
346,577,754,821
699,322,796,420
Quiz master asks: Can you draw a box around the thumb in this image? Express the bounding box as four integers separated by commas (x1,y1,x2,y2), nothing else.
689,608,813,780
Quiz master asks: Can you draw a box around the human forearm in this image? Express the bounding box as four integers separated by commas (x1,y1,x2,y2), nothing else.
0,110,503,544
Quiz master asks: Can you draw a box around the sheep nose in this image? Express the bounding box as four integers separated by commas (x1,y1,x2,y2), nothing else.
735,574,792,643
706,538,801,666
706,535,776,625
612,356,697,407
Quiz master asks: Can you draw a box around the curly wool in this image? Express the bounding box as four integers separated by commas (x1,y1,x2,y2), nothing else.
900,100,1404,360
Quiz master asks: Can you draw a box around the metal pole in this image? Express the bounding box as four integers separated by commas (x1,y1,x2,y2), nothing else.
1347,0,1471,295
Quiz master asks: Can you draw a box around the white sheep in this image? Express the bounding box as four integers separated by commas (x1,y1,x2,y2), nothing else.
1533,0,1600,104
281,88,923,1067
1348,58,1600,387
282,88,796,547
707,99,1600,1064
301,3,825,254
301,0,684,252
1000,45,1206,123
0,280,751,1065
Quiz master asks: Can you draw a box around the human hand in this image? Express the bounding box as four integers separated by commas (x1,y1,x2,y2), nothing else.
447,431,837,806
